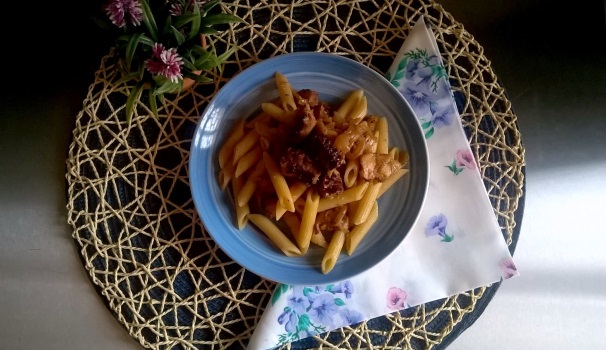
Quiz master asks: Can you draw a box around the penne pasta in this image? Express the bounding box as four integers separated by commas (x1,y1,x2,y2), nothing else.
263,152,295,213
276,182,308,220
377,117,389,154
334,89,363,122
348,95,367,121
232,129,259,166
274,72,297,112
218,156,236,190
247,214,301,257
378,168,408,198
343,160,359,188
346,201,378,255
261,102,296,124
353,181,381,225
237,161,266,207
218,118,246,169
297,190,320,254
217,79,410,273
245,111,269,129
231,175,249,229
281,211,301,239
322,230,345,274
235,145,263,178
317,182,369,212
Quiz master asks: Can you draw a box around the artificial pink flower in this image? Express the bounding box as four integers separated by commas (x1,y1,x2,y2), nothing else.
386,287,408,310
145,43,184,83
455,149,476,169
105,0,144,28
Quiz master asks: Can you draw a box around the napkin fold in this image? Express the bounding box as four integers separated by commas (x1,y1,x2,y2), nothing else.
247,16,518,350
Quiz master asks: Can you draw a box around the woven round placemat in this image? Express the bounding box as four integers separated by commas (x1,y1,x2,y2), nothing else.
66,0,525,349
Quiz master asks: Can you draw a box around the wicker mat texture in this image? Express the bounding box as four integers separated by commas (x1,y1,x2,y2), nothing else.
66,0,525,349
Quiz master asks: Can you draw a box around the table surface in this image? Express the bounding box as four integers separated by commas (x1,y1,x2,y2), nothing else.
1,1,605,349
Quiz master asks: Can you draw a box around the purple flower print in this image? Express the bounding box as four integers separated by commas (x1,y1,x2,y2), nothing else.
386,287,408,310
402,80,432,118
339,309,364,325
330,280,354,299
446,149,476,175
276,281,362,346
405,60,419,79
499,258,519,279
287,288,310,314
278,310,298,333
425,214,454,242
309,293,339,327
429,102,455,128
425,214,447,237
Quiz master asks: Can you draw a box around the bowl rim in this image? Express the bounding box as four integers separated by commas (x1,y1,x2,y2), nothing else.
189,51,429,285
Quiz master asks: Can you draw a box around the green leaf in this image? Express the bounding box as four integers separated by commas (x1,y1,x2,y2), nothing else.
188,2,201,40
392,80,400,87
425,127,434,139
115,71,140,85
154,79,182,95
149,89,158,118
201,13,242,26
397,57,408,71
138,35,155,47
173,14,198,29
183,72,212,83
125,33,144,71
334,298,345,306
200,0,220,15
198,26,219,35
303,287,314,297
139,0,159,41
298,314,312,329
393,70,405,80
171,26,186,45
384,71,392,81
441,234,454,242
421,121,432,129
271,283,288,306
125,82,144,122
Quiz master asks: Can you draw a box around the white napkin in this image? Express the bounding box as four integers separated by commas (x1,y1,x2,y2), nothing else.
247,16,519,349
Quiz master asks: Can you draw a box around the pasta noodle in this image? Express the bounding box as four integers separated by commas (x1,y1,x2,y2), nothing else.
231,175,250,229
248,214,301,257
297,190,320,254
218,118,246,168
216,72,409,274
275,72,297,112
346,201,378,255
322,230,345,274
263,152,295,213
377,117,389,155
232,129,259,166
352,180,381,225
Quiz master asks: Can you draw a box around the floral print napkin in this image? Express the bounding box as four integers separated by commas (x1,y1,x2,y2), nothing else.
247,16,518,349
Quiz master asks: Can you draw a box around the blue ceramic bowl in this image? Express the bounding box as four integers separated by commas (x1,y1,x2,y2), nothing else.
189,52,429,285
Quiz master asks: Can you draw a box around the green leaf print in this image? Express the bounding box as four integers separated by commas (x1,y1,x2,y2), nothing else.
425,127,435,139
271,283,290,306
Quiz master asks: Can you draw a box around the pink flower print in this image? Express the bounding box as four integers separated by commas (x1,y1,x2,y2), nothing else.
456,149,476,170
446,149,476,175
104,0,143,28
386,287,408,310
145,43,184,84
499,258,518,279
